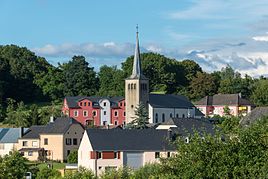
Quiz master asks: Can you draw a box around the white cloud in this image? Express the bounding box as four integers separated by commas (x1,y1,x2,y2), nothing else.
252,32,268,42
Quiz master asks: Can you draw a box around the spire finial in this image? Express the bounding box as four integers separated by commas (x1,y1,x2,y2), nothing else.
136,24,139,34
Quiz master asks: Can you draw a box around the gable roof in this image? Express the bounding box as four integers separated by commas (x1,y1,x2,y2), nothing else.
65,96,124,109
21,117,83,139
240,107,268,126
0,128,29,143
195,94,253,106
161,118,216,136
86,129,175,151
149,94,194,108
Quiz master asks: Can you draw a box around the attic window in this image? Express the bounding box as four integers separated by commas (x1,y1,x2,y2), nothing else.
88,102,90,106
104,102,107,107
80,102,82,106
84,102,87,106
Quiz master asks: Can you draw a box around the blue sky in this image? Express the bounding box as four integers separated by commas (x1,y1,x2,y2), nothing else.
1,0,268,76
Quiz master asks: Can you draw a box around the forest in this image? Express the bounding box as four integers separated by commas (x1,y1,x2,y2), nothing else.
0,44,268,126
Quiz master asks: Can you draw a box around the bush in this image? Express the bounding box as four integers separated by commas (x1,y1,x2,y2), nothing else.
67,150,78,164
36,167,61,179
64,167,95,179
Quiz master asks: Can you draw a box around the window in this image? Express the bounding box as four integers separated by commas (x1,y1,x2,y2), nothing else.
73,138,77,145
155,152,160,159
32,141,38,147
93,111,97,117
44,138,48,145
0,144,4,150
185,137,189,143
103,102,106,106
74,110,78,117
103,121,107,126
120,102,122,107
88,102,90,106
67,150,70,156
155,113,158,123
99,166,102,170
167,152,171,158
176,114,179,118
162,113,165,122
21,152,25,156
114,111,118,117
114,152,118,159
170,113,173,118
84,102,87,106
28,151,33,156
182,114,185,118
104,111,107,115
22,141,28,147
128,84,130,89
123,112,126,117
124,102,126,106
97,152,102,159
114,121,118,125
134,84,136,89
66,138,72,145
83,111,88,117
80,102,82,106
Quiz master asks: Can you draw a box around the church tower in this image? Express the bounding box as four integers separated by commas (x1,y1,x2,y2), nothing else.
125,26,149,124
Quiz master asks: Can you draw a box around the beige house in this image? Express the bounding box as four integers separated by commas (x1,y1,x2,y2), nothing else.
17,117,84,162
78,129,175,176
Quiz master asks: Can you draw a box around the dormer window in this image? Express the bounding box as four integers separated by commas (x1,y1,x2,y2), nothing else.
104,102,107,107
88,102,90,106
84,102,87,106
80,102,82,106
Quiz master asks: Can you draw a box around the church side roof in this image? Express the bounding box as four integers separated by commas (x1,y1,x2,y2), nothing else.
149,94,194,108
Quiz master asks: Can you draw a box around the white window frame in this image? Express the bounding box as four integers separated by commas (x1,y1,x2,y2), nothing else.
93,110,97,117
32,141,38,147
114,110,118,117
83,110,88,117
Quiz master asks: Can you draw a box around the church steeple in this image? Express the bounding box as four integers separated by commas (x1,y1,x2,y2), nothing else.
129,25,146,79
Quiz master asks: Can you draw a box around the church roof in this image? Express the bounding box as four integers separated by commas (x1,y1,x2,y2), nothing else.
149,94,194,108
128,26,147,80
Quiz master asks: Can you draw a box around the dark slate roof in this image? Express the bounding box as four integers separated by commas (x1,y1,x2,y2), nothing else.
149,94,194,108
240,107,268,126
0,128,29,143
161,118,216,136
195,94,253,106
86,129,175,151
195,108,205,117
65,96,124,109
22,117,83,139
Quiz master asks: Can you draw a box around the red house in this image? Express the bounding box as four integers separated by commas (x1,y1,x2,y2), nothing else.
62,96,125,126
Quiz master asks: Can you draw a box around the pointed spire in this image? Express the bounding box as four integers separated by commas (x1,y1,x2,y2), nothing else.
131,24,142,78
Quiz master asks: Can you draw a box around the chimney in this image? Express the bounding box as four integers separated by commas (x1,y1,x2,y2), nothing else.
50,116,55,123
20,127,24,137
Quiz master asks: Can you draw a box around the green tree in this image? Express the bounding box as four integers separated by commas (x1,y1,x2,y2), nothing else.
251,79,268,106
128,103,149,129
223,105,231,116
189,72,217,100
5,100,29,127
180,59,202,84
28,104,40,125
64,167,95,179
67,150,78,164
98,65,124,96
60,56,98,96
36,167,61,179
0,151,29,179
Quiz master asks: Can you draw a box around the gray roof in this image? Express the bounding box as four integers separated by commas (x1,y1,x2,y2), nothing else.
161,118,216,136
195,94,253,106
195,108,205,117
149,94,194,108
22,117,83,139
0,128,28,143
240,107,268,126
65,96,124,108
86,129,175,151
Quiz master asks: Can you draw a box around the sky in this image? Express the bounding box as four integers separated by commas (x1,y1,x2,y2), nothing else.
1,0,268,76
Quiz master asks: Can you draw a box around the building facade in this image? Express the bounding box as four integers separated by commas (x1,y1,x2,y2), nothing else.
195,93,254,117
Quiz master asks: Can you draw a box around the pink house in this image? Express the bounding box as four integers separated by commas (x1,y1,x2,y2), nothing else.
195,93,254,117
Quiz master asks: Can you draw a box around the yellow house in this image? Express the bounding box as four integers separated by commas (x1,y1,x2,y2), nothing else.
17,117,84,162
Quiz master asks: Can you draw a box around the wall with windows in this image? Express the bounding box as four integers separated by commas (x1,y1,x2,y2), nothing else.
111,100,126,126
99,99,111,125
40,134,64,161
0,143,15,156
148,105,196,123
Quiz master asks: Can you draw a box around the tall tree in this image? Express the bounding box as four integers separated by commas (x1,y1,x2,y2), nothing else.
60,56,99,96
251,79,268,106
128,103,149,129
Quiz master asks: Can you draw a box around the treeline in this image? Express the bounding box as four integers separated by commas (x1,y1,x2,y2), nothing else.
1,45,268,122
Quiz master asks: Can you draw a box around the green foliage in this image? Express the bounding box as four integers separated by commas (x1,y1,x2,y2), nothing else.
67,150,78,164
133,163,162,179
128,102,149,129
223,105,231,116
36,167,61,179
98,65,124,96
218,116,240,134
64,167,95,179
251,79,268,106
60,55,98,96
0,151,29,179
99,167,133,179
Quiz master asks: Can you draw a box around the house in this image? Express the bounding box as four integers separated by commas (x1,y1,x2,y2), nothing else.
62,96,125,126
240,107,268,126
195,93,254,117
17,117,84,162
0,128,28,156
63,29,200,126
78,129,175,176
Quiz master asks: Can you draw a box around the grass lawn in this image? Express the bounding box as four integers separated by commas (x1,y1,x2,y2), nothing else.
28,161,66,170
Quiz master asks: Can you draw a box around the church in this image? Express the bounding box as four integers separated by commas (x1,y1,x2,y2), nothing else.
62,29,201,126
